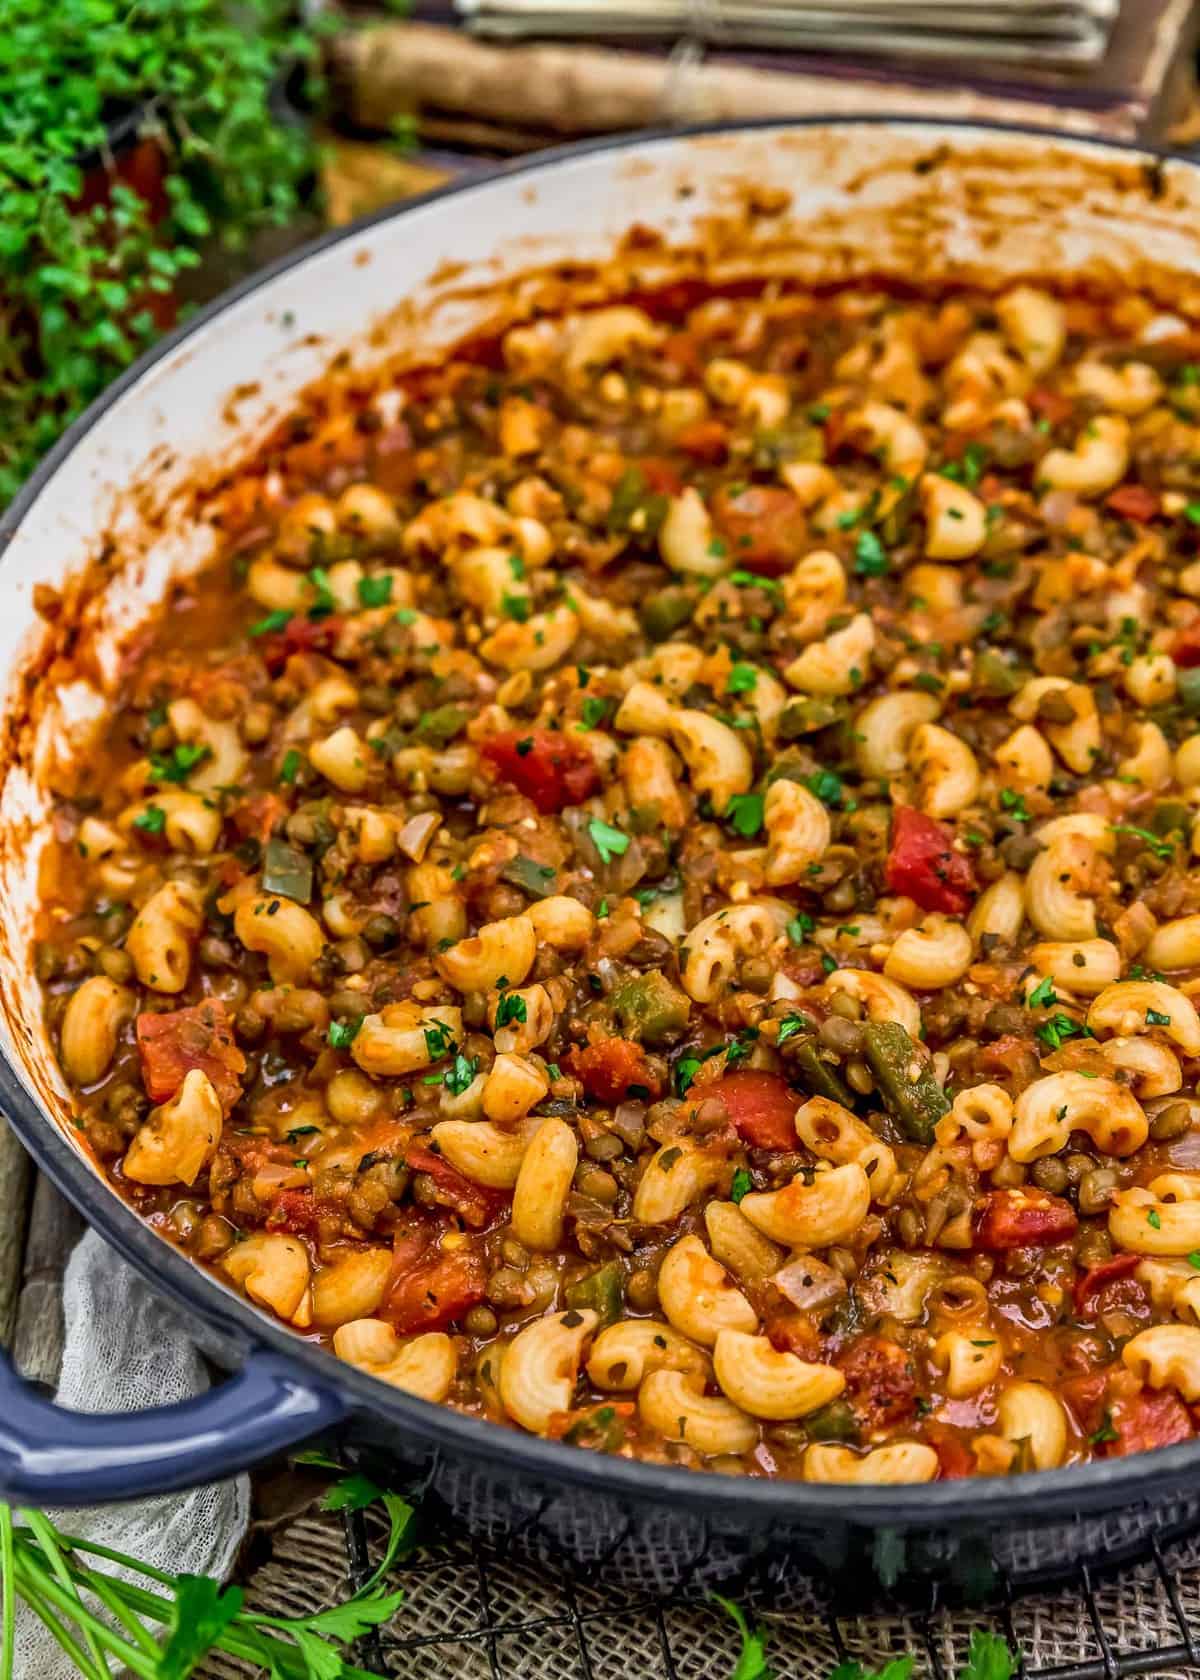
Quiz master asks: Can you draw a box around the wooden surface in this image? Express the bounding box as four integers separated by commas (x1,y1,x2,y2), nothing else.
0,1122,82,1387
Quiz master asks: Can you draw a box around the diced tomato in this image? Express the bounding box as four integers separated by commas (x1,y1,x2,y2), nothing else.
763,1309,821,1359
709,485,810,574
975,1034,1042,1094
704,1070,798,1151
383,1233,487,1334
406,1144,507,1230
1172,618,1200,669
264,1189,322,1237
1106,1385,1194,1457
1029,387,1074,426
564,1038,661,1104
228,792,286,845
927,1427,977,1480
1106,484,1160,522
674,420,729,464
885,807,977,915
1073,1251,1141,1318
638,457,684,496
260,614,342,677
480,728,600,814
836,1335,917,1431
1062,1368,1110,1437
975,1189,1078,1250
136,1000,246,1116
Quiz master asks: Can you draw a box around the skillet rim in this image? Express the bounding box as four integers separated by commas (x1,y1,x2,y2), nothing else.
6,112,1200,1525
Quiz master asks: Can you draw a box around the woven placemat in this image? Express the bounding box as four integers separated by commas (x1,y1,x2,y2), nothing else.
194,1470,1200,1680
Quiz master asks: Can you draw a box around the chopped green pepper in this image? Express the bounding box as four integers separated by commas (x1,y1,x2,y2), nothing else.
776,698,845,739
804,1399,859,1443
789,1035,855,1107
500,855,559,900
971,650,1024,698
414,703,473,747
612,971,692,1046
639,586,696,642
860,1021,950,1144
261,837,313,904
1150,799,1191,841
565,1261,625,1327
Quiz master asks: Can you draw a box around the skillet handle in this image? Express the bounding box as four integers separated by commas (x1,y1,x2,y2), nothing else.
0,1347,347,1505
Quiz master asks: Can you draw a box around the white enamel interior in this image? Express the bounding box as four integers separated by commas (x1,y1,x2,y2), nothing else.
4,118,1200,1169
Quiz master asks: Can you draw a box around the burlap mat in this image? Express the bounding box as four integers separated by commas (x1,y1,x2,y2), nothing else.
196,1474,1200,1680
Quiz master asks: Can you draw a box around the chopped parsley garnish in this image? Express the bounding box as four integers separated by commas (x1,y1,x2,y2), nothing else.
999,788,1029,823
307,565,335,618
394,607,418,625
776,1015,807,1046
727,662,758,695
423,1019,456,1061
356,574,394,608
279,748,303,785
853,530,888,576
500,592,531,622
1148,1209,1163,1230
495,992,528,1028
249,608,291,637
588,818,630,863
1089,1411,1119,1446
1035,1013,1088,1051
786,914,815,945
444,1053,478,1096
730,1168,753,1204
132,804,166,835
730,569,782,594
1146,1008,1172,1027
580,696,611,729
1111,824,1175,861
724,792,765,837
674,1056,702,1097
328,1019,362,1050
1027,975,1057,1010
148,742,211,785
805,769,843,807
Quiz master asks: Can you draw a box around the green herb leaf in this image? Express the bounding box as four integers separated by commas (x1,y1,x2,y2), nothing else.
588,817,630,863
445,1053,478,1096
249,608,291,637
725,792,765,837
495,992,528,1028
148,742,211,785
1111,823,1176,861
730,1168,753,1204
999,789,1029,822
279,747,303,785
580,696,612,729
307,565,335,618
786,914,815,945
329,1018,362,1050
357,573,394,608
500,592,531,622
853,530,889,576
776,1015,807,1046
132,804,166,835
1027,975,1056,1009
1035,1013,1088,1051
958,1630,1018,1680
727,663,759,695
712,1595,773,1680
159,1575,245,1679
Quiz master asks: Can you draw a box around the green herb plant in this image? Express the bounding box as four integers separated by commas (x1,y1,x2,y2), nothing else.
0,1468,410,1679
0,0,322,509
715,1597,1017,1680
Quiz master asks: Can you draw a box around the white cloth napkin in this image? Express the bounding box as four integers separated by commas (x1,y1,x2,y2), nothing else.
15,1229,251,1679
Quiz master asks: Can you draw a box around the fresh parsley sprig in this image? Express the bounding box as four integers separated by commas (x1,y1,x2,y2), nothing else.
715,1598,1016,1680
0,1468,413,1679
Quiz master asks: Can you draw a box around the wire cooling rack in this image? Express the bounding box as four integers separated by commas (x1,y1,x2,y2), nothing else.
333,1498,1200,1680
